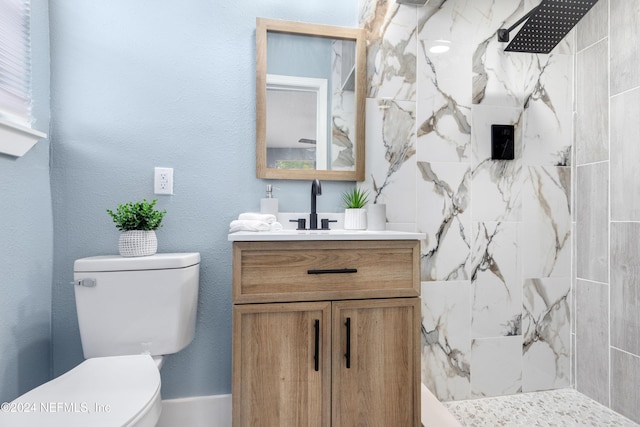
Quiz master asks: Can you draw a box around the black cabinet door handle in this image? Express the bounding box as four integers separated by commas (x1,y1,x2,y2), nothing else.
314,319,320,372
344,317,351,369
307,268,358,275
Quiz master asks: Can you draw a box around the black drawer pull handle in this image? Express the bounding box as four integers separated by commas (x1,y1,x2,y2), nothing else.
314,319,320,372
345,317,351,369
307,268,358,275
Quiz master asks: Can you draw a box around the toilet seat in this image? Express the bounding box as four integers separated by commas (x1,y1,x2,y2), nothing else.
1,354,161,427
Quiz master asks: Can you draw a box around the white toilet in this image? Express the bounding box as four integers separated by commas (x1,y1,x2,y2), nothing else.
1,252,200,427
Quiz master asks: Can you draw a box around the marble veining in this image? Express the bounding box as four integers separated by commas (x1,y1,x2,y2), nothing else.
471,222,521,339
522,166,571,278
367,98,416,204
522,55,573,166
470,336,522,397
472,34,524,108
360,0,574,403
522,278,570,392
361,1,418,101
418,162,471,281
417,40,473,163
421,281,471,401
364,98,417,224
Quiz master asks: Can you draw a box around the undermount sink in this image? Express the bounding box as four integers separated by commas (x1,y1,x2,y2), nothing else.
228,229,424,241
228,212,425,242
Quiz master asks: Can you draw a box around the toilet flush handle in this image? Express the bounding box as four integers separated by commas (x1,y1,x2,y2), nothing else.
73,278,97,287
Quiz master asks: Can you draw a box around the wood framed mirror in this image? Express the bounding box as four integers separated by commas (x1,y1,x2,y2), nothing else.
256,18,365,181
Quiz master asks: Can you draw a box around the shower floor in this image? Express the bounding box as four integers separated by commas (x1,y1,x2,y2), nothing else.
442,388,639,427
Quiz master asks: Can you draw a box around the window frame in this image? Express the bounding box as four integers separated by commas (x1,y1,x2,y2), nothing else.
0,0,47,157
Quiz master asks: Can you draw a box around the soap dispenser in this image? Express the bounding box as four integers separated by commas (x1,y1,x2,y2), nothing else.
260,184,278,216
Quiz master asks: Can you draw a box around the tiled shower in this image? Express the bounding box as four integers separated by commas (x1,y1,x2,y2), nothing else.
358,0,639,423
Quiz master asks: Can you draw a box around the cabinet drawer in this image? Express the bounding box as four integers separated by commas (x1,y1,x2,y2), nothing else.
232,240,420,303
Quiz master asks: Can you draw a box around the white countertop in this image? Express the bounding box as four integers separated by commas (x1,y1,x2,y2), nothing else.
228,229,426,242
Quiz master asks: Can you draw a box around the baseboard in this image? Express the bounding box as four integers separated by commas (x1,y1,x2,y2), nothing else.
156,394,231,427
155,386,456,427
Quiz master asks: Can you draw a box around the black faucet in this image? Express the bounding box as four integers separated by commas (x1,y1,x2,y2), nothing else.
310,179,322,230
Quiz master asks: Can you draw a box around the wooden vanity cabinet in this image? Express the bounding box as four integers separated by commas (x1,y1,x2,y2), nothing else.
232,240,421,427
233,301,332,426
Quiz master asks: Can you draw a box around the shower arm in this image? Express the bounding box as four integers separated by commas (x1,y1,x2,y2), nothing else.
497,4,541,43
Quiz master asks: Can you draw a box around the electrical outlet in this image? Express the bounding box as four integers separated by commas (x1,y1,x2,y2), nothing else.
154,167,174,195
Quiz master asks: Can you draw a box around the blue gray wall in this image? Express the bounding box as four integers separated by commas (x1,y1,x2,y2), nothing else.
48,0,355,398
0,0,52,403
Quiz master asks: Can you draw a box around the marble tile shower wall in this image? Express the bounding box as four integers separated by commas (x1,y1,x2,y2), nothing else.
575,0,640,424
358,0,573,401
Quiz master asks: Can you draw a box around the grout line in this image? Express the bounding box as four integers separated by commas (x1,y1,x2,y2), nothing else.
607,0,612,410
610,85,640,99
574,277,609,286
575,159,609,167
610,346,640,360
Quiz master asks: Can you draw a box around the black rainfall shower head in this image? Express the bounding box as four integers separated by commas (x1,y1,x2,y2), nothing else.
500,0,600,54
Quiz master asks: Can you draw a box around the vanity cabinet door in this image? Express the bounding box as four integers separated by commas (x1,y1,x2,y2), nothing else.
232,301,331,427
331,298,421,427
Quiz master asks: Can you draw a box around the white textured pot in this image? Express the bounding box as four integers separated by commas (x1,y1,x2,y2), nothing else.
118,230,158,257
344,208,367,230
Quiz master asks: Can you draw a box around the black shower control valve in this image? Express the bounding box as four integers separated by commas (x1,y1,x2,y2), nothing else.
320,218,337,230
491,124,515,160
289,218,307,230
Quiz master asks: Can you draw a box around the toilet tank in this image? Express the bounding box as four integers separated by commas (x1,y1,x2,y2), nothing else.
73,253,200,359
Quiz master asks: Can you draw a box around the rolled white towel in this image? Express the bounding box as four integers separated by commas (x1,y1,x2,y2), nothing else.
270,221,283,231
229,219,283,233
238,212,277,224
229,219,271,233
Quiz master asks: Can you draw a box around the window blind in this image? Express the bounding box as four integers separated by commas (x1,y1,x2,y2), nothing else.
0,0,31,125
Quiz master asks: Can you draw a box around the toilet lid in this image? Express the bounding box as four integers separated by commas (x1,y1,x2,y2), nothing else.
0,354,161,427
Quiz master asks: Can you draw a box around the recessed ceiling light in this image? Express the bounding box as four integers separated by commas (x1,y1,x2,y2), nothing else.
429,44,450,54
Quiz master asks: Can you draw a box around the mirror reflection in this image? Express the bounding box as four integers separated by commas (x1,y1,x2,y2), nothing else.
256,18,365,181
266,74,327,170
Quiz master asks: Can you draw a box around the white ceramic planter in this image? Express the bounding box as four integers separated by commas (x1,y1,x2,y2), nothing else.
344,208,367,230
118,230,158,257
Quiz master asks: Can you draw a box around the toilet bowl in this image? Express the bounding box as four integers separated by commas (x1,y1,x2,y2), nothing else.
1,355,161,427
0,253,200,427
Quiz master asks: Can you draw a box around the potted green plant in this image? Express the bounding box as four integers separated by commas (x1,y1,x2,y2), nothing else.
107,199,167,257
341,187,369,230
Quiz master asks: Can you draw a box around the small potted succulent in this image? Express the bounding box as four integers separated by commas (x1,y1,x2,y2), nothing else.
342,187,369,230
107,199,166,257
